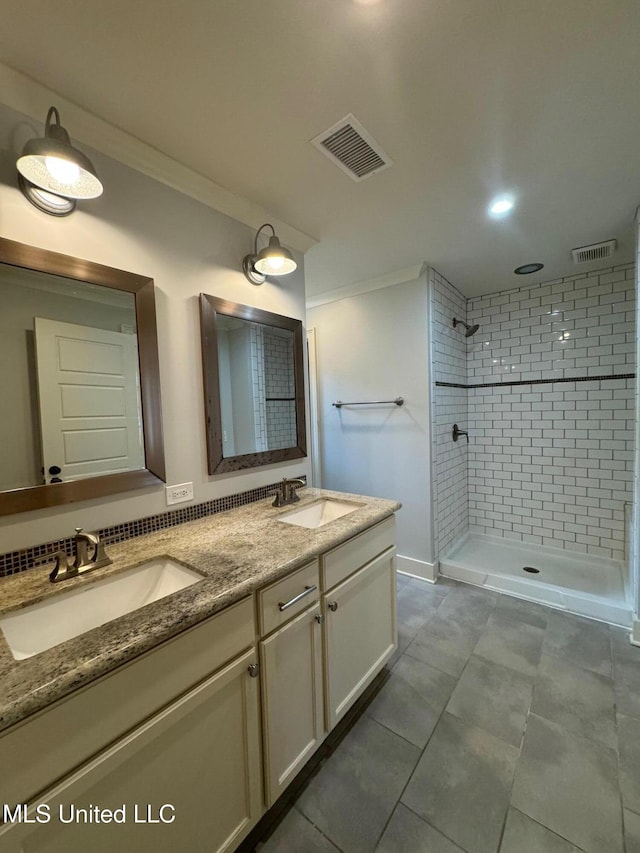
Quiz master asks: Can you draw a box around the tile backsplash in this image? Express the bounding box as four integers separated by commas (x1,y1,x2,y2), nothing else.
0,475,306,579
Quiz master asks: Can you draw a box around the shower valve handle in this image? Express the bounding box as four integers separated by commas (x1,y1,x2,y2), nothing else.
452,424,468,442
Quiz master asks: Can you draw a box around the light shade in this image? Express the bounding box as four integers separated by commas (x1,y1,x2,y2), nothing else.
16,107,103,205
243,224,297,285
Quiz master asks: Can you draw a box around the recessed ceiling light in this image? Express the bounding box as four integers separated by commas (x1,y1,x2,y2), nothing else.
514,263,544,275
488,196,514,217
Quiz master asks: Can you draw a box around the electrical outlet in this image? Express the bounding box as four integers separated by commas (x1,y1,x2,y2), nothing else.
165,482,194,506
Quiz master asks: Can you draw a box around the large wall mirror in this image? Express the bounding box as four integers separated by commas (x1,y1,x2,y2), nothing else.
200,294,307,473
0,236,165,516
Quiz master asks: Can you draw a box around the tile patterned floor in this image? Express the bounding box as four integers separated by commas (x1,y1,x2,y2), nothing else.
257,575,640,853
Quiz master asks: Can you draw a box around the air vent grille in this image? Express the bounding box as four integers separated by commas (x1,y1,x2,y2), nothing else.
311,114,393,182
571,239,617,265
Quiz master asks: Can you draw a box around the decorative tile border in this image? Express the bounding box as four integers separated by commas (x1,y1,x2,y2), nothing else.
436,372,635,390
0,475,306,579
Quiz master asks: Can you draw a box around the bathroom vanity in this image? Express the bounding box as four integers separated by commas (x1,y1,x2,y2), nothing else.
0,489,399,852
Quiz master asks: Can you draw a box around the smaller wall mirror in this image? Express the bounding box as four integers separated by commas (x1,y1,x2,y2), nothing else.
0,237,165,516
200,294,307,473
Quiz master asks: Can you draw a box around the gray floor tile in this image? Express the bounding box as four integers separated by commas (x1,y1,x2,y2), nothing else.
405,613,482,678
367,653,456,748
543,611,612,678
445,654,533,747
261,807,340,852
388,620,418,668
611,627,640,667
618,714,640,814
474,611,545,677
531,654,616,749
399,575,452,604
396,588,439,634
499,808,583,853
511,713,623,853
375,803,464,853
402,712,519,853
611,631,640,720
493,595,550,630
435,585,496,629
614,661,640,720
625,809,640,853
296,715,420,853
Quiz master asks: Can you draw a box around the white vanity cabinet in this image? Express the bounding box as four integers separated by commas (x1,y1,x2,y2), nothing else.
0,509,398,852
257,561,324,807
257,517,397,806
321,517,397,729
0,597,262,853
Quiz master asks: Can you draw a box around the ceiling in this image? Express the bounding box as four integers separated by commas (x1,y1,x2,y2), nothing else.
1,0,639,298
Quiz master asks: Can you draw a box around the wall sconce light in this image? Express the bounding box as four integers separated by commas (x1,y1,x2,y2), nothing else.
242,223,297,285
16,106,103,216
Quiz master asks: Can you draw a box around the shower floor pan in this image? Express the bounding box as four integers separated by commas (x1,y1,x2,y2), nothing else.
440,532,631,628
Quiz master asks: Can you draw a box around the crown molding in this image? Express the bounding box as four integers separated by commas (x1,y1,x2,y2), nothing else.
306,262,427,309
0,61,316,254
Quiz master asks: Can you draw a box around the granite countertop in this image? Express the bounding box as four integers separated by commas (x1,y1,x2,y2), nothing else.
0,488,400,734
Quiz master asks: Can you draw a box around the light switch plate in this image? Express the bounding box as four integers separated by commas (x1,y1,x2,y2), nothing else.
165,482,194,505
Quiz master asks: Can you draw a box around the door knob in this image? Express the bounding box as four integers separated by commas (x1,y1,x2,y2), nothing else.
328,601,338,612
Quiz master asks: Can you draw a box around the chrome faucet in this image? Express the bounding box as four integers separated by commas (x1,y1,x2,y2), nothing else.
49,528,112,583
272,478,305,507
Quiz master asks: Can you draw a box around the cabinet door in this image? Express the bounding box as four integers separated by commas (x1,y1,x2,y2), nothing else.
0,649,262,853
324,547,397,730
260,603,324,806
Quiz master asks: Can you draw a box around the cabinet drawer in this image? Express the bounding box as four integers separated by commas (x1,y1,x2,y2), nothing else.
0,596,255,807
321,516,395,591
258,560,319,636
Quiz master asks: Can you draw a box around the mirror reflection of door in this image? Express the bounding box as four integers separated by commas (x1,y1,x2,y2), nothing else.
34,319,144,483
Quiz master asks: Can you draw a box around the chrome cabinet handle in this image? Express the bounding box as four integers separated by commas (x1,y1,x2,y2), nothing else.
315,614,324,625
328,601,338,612
248,663,259,678
278,584,317,612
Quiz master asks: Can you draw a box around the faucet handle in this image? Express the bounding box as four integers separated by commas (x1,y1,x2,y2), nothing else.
47,550,76,583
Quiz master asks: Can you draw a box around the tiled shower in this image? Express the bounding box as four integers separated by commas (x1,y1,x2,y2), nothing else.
430,262,637,625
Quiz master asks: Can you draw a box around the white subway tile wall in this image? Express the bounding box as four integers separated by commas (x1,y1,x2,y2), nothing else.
430,268,469,556
264,328,297,450
250,324,268,451
466,264,636,560
467,264,635,382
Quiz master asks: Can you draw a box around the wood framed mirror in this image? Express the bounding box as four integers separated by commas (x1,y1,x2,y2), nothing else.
0,236,165,515
200,294,307,474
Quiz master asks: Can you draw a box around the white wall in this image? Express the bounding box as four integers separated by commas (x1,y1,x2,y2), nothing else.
308,276,435,578
0,101,310,553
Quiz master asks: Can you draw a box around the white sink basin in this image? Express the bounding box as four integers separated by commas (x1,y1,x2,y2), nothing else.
278,498,363,529
0,558,203,660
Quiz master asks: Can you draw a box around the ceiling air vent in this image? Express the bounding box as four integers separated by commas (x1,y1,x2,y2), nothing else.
571,239,617,265
311,114,393,182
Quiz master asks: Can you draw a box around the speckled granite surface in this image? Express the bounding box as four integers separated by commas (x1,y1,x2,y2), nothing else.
0,488,400,734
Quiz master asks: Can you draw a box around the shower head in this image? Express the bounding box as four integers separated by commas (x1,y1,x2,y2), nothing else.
453,318,480,337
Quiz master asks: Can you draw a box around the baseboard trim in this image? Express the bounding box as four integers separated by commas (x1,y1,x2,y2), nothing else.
396,555,439,583
632,618,640,647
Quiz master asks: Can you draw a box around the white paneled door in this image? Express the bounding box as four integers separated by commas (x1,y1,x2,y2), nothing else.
34,318,144,484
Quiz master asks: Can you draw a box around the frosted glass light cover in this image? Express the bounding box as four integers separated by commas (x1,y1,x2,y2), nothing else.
17,153,103,199
254,255,297,275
